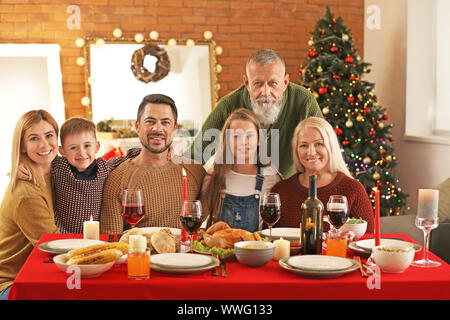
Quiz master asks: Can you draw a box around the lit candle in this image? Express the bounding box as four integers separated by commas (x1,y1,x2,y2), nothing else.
83,216,99,240
181,168,188,243
182,168,187,201
306,217,315,229
417,189,439,219
373,187,381,246
273,237,290,261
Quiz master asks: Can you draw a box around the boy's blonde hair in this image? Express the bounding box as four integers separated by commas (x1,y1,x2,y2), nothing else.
60,117,96,146
10,109,59,190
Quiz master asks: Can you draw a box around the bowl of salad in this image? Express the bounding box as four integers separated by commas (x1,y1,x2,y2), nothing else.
340,218,367,240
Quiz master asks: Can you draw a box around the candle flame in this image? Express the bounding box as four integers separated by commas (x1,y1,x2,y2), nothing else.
90,215,93,222
182,168,186,177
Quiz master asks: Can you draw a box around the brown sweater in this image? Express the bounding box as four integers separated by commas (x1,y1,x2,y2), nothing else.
0,175,59,291
100,159,206,234
271,172,374,233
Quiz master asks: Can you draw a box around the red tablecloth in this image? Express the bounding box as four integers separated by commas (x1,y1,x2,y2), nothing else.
8,233,450,300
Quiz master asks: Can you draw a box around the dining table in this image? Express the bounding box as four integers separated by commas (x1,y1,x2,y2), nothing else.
7,232,450,300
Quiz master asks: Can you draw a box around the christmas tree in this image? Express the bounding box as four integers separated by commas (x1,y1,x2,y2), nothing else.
299,7,409,216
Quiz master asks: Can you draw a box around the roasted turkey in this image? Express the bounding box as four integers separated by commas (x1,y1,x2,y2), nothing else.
198,221,261,249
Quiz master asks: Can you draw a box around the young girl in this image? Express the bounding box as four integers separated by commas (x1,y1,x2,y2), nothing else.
201,108,282,232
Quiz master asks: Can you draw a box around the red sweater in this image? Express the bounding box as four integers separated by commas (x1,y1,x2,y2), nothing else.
271,172,374,233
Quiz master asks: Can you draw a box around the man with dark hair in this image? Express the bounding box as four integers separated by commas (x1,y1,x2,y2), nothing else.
184,49,322,179
100,94,205,233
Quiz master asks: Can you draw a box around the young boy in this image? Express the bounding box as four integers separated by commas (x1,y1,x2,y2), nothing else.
21,117,140,233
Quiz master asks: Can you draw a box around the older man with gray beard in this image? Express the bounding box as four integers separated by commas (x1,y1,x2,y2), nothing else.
183,49,322,179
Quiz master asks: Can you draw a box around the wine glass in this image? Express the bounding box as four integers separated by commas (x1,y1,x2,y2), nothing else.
411,189,441,267
260,193,281,242
326,195,349,232
180,200,203,253
121,189,145,228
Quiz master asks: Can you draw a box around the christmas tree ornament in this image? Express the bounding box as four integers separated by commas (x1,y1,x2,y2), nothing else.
313,92,319,99
373,172,381,180
331,46,338,52
309,49,318,57
334,127,343,136
378,122,385,129
308,39,314,46
322,106,330,114
363,156,371,164
342,34,349,41
369,129,376,136
363,107,371,115
342,140,350,146
356,114,364,122
385,155,393,162
389,137,395,142
382,114,389,120
345,56,354,63
317,66,323,73
333,74,340,79
318,87,327,94
345,119,353,128
347,95,355,103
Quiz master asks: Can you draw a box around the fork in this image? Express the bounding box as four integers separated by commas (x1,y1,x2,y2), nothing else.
353,256,368,278
220,261,228,277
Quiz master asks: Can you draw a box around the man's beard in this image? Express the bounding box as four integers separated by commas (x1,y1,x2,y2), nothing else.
250,97,282,127
141,133,172,154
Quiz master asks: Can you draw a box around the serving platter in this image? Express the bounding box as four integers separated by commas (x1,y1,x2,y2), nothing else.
38,239,105,255
279,257,359,279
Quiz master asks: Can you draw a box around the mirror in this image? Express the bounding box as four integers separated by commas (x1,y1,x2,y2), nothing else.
84,37,219,130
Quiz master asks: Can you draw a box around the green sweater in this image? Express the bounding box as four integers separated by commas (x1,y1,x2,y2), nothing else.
184,83,322,179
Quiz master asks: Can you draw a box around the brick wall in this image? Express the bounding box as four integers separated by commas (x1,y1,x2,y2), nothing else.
0,0,364,119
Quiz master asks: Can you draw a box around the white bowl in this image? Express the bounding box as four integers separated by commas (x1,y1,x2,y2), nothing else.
372,245,415,273
234,241,274,268
53,253,115,278
340,220,367,240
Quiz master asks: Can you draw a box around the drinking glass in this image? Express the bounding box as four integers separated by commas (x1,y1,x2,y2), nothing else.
327,195,348,231
180,200,203,253
411,216,441,267
121,189,145,228
260,193,281,241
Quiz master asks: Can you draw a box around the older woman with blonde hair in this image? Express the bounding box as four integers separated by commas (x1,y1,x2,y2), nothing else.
0,110,60,300
271,116,374,233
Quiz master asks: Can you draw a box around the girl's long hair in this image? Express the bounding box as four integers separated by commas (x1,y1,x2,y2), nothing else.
204,108,269,223
9,109,59,190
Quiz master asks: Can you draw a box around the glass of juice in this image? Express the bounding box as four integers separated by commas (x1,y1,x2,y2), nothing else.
326,229,354,258
128,249,150,280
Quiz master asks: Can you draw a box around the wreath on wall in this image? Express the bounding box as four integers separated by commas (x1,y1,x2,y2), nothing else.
131,44,170,83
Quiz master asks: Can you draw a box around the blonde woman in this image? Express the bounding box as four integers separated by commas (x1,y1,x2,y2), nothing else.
201,108,282,232
0,110,60,300
271,116,374,233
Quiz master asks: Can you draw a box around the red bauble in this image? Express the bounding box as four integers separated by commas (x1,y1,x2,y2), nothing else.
334,128,343,136
345,56,354,63
350,75,358,81
332,74,340,79
342,140,350,147
330,46,338,53
389,137,395,142
383,114,389,120
369,129,376,136
376,182,382,188
363,107,371,115
347,96,355,103
318,87,327,95
309,49,318,57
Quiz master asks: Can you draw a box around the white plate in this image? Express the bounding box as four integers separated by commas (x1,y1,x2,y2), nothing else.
279,258,359,279
287,255,353,271
39,239,105,255
355,239,415,251
138,227,181,237
151,253,212,269
151,255,220,274
260,228,300,241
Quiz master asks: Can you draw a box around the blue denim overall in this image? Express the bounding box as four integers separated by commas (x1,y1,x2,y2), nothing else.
217,167,264,232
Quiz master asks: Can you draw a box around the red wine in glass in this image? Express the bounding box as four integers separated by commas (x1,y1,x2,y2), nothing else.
122,204,146,227
180,215,203,234
328,209,348,229
259,204,281,225
122,189,145,228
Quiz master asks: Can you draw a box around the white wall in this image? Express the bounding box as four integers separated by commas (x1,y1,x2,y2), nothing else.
364,0,450,215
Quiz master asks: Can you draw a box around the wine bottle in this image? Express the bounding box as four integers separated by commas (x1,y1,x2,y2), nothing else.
300,175,324,255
